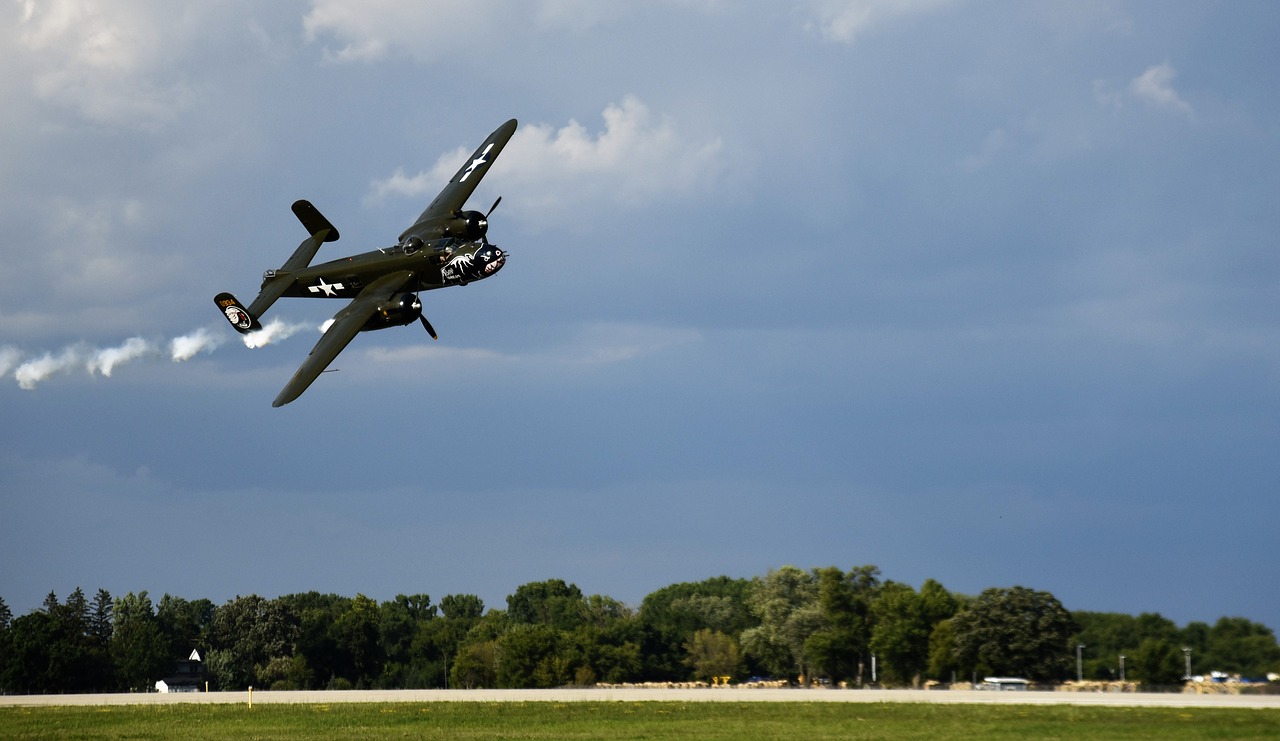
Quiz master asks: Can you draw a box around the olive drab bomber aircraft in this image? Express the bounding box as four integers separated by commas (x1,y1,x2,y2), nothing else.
216,119,517,407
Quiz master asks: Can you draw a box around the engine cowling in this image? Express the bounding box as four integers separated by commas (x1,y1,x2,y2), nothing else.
362,293,422,331
441,210,488,241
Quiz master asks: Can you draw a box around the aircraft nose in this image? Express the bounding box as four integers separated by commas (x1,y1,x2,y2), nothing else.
485,248,506,275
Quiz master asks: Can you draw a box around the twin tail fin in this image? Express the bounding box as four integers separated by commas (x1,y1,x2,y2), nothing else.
214,292,261,334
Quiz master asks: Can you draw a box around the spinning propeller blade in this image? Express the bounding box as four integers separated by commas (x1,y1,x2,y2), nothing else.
480,197,503,245
419,313,438,340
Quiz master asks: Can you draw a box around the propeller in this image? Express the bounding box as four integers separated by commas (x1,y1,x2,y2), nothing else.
481,196,502,244
418,313,438,340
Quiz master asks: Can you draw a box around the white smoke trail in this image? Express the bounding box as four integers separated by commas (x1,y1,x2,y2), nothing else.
9,317,323,390
243,318,313,348
0,345,22,376
170,327,224,361
15,345,87,389
87,337,156,377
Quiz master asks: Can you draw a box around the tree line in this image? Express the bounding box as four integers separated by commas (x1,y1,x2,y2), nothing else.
2,566,1278,694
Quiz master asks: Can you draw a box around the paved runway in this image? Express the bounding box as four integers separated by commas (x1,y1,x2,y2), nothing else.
3,688,1278,709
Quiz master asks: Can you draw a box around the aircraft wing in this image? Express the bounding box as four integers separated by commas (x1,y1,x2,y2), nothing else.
398,119,518,241
272,270,417,408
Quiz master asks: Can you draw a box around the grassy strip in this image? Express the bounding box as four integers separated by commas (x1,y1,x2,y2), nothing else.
1,701,1278,740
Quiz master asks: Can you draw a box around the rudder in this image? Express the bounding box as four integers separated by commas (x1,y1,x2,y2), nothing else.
214,292,261,334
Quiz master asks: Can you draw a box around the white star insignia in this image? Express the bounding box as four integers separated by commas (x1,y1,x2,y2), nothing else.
460,143,495,182
309,278,344,296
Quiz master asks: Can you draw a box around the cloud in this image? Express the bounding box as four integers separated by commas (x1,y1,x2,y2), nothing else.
12,0,196,128
806,0,954,44
1129,62,1192,114
302,0,629,62
303,0,501,62
367,97,724,222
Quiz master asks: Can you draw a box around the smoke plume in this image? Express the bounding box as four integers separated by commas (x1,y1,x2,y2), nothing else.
87,337,155,377
170,327,224,361
242,318,313,348
8,316,327,390
0,345,21,377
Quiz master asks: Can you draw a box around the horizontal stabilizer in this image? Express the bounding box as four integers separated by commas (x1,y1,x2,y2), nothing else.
292,200,340,242
280,200,340,273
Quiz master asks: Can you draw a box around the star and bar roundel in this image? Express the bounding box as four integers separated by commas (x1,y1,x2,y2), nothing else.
307,277,354,297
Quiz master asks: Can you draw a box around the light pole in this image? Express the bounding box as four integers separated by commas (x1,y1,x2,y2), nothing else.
1077,644,1085,683
1119,655,1125,683
1182,647,1192,679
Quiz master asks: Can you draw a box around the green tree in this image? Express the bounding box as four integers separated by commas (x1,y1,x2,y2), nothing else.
51,587,105,691
1180,621,1211,667
638,576,756,681
869,582,933,686
0,595,11,693
111,591,170,691
506,579,586,631
279,592,349,689
0,590,113,692
1204,617,1280,677
333,594,384,687
568,606,643,685
496,623,569,688
684,628,740,681
740,566,821,681
804,566,878,686
927,617,960,681
1132,638,1186,686
82,589,115,691
951,586,1076,682
414,594,486,687
440,594,484,620
450,638,498,688
88,589,113,646
2,612,58,692
1072,611,1139,680
448,610,508,688
209,595,298,689
156,594,214,662
378,594,436,688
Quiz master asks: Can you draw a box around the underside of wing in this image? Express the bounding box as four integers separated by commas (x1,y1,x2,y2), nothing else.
399,119,517,241
272,270,417,407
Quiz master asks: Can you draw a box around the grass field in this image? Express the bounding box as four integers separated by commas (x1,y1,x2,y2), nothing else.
2,702,1279,740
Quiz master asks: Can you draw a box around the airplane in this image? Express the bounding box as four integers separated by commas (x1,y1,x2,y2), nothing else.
215,118,517,407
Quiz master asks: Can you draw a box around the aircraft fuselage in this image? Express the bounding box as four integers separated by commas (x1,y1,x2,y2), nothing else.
271,238,505,301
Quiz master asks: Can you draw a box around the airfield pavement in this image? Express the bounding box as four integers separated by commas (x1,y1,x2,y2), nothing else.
3,687,1279,709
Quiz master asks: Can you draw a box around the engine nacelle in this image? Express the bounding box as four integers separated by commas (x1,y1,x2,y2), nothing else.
362,293,422,332
440,210,488,241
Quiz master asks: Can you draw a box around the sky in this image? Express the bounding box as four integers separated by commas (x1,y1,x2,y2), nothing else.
3,1,1279,638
